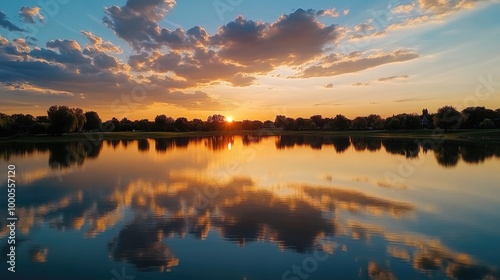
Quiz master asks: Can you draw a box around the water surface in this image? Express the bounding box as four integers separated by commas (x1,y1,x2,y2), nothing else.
1,135,499,279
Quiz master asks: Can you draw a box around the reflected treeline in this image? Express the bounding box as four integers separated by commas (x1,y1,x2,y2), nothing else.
0,141,103,169
275,135,352,153
274,135,500,167
381,138,420,158
2,136,500,169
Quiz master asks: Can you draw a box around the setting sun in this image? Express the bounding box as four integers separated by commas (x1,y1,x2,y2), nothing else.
226,116,233,123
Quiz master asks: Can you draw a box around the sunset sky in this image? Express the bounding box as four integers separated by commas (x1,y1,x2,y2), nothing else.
0,0,499,121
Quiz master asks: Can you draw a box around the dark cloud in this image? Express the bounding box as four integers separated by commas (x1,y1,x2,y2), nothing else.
0,10,24,32
213,9,343,66
324,83,334,88
103,0,177,51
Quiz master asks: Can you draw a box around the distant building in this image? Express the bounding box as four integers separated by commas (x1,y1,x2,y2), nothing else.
421,109,430,128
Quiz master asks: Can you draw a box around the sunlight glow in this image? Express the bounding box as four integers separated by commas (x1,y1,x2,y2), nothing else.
226,116,233,123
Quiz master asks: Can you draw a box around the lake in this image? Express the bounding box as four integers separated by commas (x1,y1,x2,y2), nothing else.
1,135,499,279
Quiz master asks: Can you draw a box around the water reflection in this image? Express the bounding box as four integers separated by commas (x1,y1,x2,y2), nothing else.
0,136,499,279
2,136,499,168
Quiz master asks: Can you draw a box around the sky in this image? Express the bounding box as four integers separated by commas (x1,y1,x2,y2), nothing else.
0,0,499,121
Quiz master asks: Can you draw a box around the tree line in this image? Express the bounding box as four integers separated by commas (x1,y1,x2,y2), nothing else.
0,105,499,137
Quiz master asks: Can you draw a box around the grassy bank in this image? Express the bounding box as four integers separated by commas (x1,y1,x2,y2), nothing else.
1,129,499,143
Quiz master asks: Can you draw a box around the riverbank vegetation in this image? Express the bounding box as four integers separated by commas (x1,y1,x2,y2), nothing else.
1,105,499,140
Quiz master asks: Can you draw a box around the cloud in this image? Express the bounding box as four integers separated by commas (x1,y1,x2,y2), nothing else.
158,91,236,110
212,9,343,67
103,0,178,51
393,97,421,103
19,7,44,23
0,35,191,109
81,31,123,54
392,3,416,14
299,50,419,78
377,74,410,82
343,9,350,15
352,74,410,87
316,8,340,18
119,9,344,86
353,82,371,86
0,11,24,32
324,83,334,88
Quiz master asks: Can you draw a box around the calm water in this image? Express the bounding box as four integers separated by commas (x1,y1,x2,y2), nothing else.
1,135,499,280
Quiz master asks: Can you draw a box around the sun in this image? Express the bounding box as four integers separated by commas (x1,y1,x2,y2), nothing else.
226,116,233,123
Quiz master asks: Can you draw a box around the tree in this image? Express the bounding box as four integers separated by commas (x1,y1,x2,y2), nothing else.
331,114,350,131
72,108,86,133
461,107,497,128
395,113,421,130
120,117,133,131
10,114,35,134
175,117,188,131
47,105,78,135
434,106,462,131
155,114,174,131
351,117,368,130
29,122,47,135
295,117,306,130
36,116,49,123
479,118,495,129
83,111,102,131
385,117,402,130
0,113,13,137
310,115,324,128
366,114,384,130
207,114,226,123
274,115,287,129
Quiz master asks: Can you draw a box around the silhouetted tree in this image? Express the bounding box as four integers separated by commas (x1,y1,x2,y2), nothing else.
274,115,287,129
36,116,49,123
434,106,462,131
0,113,13,136
175,117,188,131
396,114,421,130
461,107,497,128
366,114,384,130
351,117,368,130
479,119,495,129
310,115,324,128
133,119,151,131
385,117,402,130
83,111,102,131
47,105,78,135
331,114,350,131
73,108,86,133
29,122,47,135
155,115,174,131
120,118,133,131
295,117,306,130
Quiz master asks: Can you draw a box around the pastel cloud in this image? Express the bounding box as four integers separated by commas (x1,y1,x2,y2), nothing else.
19,6,44,23
299,50,419,78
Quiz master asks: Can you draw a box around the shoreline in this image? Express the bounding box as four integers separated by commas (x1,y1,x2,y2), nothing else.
1,129,500,143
